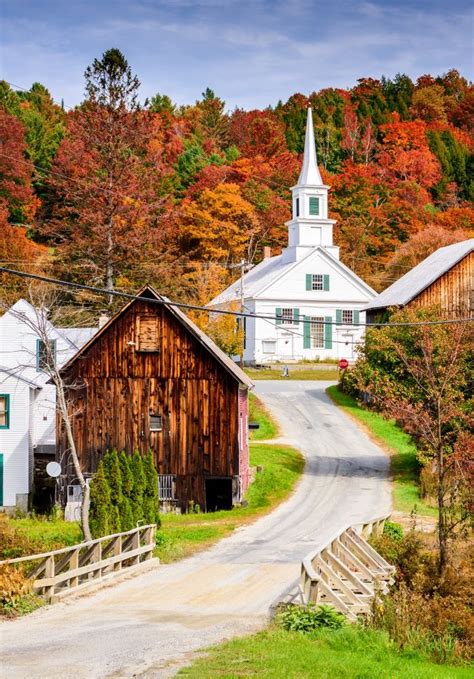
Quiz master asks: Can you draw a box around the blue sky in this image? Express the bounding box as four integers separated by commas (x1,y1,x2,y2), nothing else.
1,1,473,110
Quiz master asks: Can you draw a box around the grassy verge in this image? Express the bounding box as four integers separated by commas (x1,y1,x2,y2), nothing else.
326,386,436,518
245,366,339,381
7,516,83,555
249,392,279,440
178,626,471,678
155,443,304,562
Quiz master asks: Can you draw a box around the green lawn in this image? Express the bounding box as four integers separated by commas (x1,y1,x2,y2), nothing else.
155,443,304,562
246,367,339,381
4,516,83,558
326,386,436,518
249,392,279,440
178,626,471,678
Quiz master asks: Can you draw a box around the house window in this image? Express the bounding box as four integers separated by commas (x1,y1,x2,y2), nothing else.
311,274,324,291
159,474,176,501
36,339,56,372
280,308,294,325
0,395,10,429
262,340,276,354
310,317,325,348
295,197,300,217
150,414,163,432
342,310,353,325
137,315,160,352
309,196,320,216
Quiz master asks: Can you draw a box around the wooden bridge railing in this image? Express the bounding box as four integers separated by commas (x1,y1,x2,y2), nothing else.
300,514,395,621
0,524,157,602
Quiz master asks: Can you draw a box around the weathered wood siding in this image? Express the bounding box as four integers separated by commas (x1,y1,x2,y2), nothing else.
408,252,473,317
58,297,244,510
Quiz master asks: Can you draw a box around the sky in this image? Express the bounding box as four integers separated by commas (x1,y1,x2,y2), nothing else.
1,0,473,110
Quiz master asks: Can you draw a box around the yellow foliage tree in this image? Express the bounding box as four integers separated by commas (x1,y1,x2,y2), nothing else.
179,183,259,262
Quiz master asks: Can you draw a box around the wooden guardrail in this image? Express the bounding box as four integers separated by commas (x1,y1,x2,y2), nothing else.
300,514,395,621
0,524,157,602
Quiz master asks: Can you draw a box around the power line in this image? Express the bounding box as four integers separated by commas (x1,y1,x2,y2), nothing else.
1,266,472,329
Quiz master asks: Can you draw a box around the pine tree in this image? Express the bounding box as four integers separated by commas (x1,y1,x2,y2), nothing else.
119,451,134,531
89,461,111,538
102,450,123,533
142,452,160,526
130,451,146,524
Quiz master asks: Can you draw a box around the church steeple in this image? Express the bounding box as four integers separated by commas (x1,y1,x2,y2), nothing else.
297,107,323,186
281,107,339,263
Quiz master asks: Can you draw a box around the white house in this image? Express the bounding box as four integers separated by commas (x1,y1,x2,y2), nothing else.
210,107,376,365
0,300,96,511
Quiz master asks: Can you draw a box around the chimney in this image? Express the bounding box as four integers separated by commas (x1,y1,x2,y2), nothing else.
263,246,271,259
98,313,110,329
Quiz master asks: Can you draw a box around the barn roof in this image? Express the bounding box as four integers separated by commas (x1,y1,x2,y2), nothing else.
60,285,253,390
364,239,474,311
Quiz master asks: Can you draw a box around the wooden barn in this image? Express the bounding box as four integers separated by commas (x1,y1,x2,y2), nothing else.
365,240,473,323
57,285,254,512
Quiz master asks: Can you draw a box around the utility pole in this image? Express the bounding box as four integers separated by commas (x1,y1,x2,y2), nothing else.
230,259,251,369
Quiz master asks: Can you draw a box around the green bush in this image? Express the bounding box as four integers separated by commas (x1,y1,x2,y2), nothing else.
102,450,123,533
383,521,404,541
130,452,146,524
119,451,134,531
277,604,346,633
89,461,111,538
142,452,160,526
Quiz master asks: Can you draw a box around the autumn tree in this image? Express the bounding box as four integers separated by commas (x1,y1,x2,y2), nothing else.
42,49,165,301
350,307,473,575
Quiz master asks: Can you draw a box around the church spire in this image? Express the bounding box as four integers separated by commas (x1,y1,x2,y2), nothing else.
297,107,323,186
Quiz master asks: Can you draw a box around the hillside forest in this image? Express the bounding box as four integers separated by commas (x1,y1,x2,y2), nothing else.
1,48,473,316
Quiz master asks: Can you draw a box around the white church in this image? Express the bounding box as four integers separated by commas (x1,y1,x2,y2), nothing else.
210,108,376,365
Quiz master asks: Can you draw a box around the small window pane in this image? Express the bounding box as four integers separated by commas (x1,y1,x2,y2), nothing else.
262,341,276,354
150,414,163,431
342,310,353,324
309,197,320,216
0,395,9,428
311,274,323,291
159,475,176,500
280,308,294,325
295,197,300,217
310,317,324,348
37,340,56,371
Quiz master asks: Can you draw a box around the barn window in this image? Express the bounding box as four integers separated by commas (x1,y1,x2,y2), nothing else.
158,474,176,500
150,414,163,432
0,395,10,429
136,315,160,352
36,339,56,371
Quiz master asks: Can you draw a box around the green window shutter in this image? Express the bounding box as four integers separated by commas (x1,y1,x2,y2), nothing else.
336,309,342,325
0,454,3,505
293,308,300,324
309,196,319,216
305,274,312,291
324,316,333,349
353,310,360,326
323,274,330,291
275,307,282,325
303,316,311,349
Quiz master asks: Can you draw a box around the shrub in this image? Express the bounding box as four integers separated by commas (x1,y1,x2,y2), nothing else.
130,451,146,524
383,521,404,541
89,461,111,538
277,604,346,633
102,450,123,533
119,451,134,531
0,563,42,617
0,513,35,559
142,452,160,527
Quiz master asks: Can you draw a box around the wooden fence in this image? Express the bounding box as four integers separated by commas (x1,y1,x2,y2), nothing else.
300,515,395,621
0,524,157,602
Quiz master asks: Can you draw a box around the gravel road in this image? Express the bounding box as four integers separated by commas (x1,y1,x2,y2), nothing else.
0,381,391,678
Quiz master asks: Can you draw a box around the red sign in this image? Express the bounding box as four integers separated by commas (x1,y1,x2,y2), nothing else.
339,358,349,370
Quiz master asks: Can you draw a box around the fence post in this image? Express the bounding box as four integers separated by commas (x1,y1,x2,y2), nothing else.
132,528,140,565
113,535,123,571
69,547,79,588
44,555,55,602
91,541,102,579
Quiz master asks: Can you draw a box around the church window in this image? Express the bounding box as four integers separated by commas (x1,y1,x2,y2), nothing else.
310,317,325,348
295,197,300,217
342,310,353,324
309,197,320,216
311,274,323,290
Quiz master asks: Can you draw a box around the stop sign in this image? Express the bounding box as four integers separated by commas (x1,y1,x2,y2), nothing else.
339,358,349,370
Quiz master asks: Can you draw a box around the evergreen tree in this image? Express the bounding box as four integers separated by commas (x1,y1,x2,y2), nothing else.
130,451,146,524
89,461,111,538
142,452,160,526
102,450,123,533
84,47,140,110
119,451,134,531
